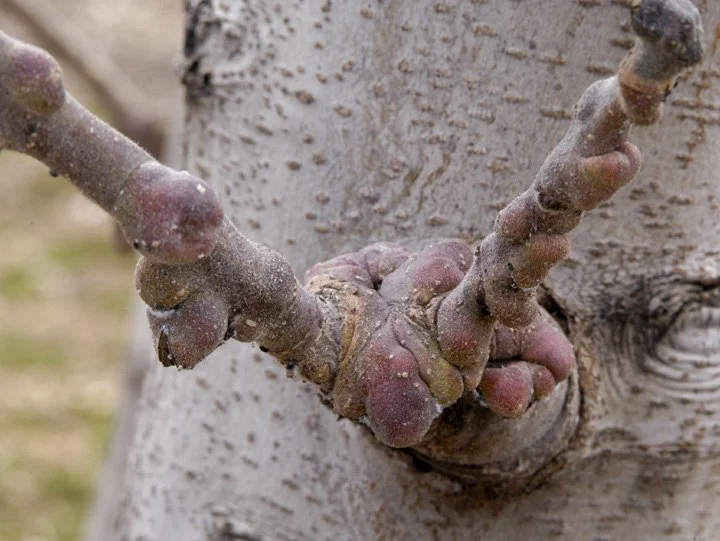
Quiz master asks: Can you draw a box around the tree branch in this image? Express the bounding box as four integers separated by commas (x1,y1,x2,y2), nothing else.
4,0,162,148
6,0,171,253
0,0,706,483
135,222,340,389
0,31,221,264
0,28,338,387
435,0,703,415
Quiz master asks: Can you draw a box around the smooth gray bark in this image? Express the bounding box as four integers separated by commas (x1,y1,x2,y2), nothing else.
100,1,720,539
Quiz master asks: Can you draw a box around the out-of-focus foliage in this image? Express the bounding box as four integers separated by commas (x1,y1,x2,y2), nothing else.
0,1,181,539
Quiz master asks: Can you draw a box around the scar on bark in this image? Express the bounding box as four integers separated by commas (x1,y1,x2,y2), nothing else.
0,0,705,457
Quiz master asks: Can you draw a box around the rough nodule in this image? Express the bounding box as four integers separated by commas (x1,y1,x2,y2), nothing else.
620,0,704,125
114,163,222,264
304,241,577,449
0,41,65,116
0,0,705,483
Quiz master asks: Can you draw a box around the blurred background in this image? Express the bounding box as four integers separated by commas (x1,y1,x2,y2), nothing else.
0,2,184,539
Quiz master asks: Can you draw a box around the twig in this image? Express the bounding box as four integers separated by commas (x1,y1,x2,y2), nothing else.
436,0,704,392
5,0,160,142
0,31,220,264
0,30,337,383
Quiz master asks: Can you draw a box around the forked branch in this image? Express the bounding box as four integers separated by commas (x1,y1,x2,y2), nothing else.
437,0,704,382
0,1,704,469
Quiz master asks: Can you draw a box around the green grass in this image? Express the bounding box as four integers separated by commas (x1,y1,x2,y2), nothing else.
48,236,124,271
0,144,135,541
0,332,68,368
81,284,134,316
0,6,182,538
25,172,74,206
0,266,39,298
0,457,96,541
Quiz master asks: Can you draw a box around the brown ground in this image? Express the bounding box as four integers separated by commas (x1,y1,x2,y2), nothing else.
0,2,182,539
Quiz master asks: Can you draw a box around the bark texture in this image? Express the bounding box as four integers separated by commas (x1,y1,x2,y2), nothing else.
103,1,720,539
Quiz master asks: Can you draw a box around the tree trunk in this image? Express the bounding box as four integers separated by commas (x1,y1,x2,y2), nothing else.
104,1,720,539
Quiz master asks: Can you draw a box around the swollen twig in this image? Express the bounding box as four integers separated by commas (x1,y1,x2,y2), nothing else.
0,31,221,264
0,30,336,380
5,0,162,146
435,0,704,414
135,222,340,382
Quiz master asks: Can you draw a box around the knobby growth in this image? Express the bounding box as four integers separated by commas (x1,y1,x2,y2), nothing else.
0,0,704,481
